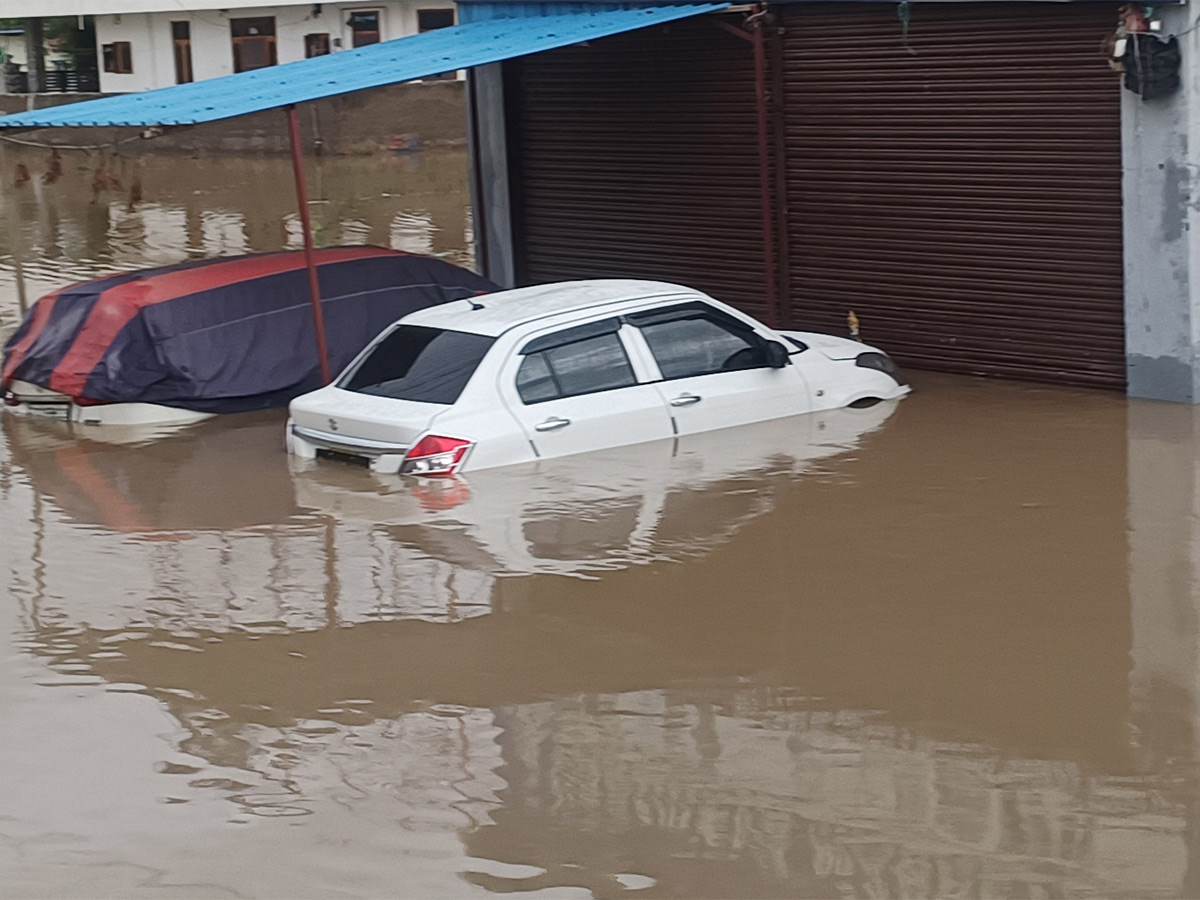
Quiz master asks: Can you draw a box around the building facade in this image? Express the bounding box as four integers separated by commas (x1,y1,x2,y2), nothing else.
91,1,457,92
468,1,1139,393
461,0,1200,402
2,0,1197,400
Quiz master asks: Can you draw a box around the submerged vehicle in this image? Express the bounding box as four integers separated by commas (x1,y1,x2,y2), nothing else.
1,247,499,426
287,279,910,475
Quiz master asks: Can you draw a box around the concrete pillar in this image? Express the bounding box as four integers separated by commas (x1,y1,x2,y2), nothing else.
1123,4,1200,401
23,18,44,94
466,62,516,287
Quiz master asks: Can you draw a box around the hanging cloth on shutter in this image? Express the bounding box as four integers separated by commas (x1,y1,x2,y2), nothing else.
1124,33,1181,100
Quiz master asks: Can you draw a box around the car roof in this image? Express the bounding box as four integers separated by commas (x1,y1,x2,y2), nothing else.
402,279,703,337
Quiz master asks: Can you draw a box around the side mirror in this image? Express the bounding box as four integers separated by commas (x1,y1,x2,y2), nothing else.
764,340,791,368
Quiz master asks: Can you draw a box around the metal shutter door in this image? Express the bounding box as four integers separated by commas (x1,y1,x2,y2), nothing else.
510,17,772,320
781,2,1125,389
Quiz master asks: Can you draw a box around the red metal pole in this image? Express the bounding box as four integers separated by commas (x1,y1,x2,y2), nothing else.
752,18,779,329
287,104,332,385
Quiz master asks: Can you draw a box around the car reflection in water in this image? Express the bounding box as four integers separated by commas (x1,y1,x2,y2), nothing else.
291,399,901,582
8,397,1176,900
4,398,898,590
3,402,912,891
2,411,301,535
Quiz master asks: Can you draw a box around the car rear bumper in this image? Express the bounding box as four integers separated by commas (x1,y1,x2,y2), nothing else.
4,381,212,427
288,422,411,473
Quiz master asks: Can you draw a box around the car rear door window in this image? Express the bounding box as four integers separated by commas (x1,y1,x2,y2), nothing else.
515,352,558,403
638,316,768,379
516,329,637,404
548,335,637,396
340,325,494,404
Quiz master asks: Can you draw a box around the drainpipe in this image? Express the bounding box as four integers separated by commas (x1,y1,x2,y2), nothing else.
25,18,45,94
769,23,792,328
717,8,780,329
749,8,779,328
0,141,29,315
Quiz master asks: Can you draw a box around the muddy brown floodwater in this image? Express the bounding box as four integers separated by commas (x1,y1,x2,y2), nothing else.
0,151,1199,900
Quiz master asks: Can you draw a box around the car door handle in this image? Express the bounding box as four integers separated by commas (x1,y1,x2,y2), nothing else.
669,393,702,407
535,416,571,432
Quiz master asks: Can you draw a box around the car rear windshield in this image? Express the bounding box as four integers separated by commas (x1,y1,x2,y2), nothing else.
339,325,494,404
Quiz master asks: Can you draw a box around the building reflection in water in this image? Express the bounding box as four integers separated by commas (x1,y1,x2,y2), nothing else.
0,148,474,335
1,377,1198,897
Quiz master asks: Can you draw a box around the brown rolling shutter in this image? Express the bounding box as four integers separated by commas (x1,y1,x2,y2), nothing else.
509,17,772,320
780,3,1124,389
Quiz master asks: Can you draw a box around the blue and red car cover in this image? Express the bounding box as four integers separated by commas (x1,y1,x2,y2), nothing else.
2,247,499,413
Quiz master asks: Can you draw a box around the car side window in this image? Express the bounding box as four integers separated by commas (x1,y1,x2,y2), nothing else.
515,353,557,403
516,332,637,404
638,316,768,379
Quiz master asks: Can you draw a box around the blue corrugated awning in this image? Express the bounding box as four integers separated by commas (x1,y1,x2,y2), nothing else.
0,4,727,129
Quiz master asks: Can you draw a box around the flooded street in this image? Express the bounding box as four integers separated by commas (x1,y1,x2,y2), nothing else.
0,150,1198,899
1,376,1197,899
0,147,473,337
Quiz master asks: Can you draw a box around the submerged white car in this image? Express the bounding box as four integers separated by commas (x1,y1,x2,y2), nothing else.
286,280,909,475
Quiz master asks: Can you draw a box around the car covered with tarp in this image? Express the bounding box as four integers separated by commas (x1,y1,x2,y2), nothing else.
2,246,499,424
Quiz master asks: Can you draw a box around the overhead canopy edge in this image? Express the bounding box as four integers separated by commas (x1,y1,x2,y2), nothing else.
0,4,730,130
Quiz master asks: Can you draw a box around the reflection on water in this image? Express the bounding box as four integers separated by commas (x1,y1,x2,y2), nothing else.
1,374,1199,897
0,148,473,336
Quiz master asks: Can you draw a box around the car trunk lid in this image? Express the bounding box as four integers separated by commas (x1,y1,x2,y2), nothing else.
289,386,443,449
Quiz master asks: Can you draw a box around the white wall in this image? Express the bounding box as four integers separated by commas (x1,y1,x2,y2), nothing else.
95,1,457,93
95,14,165,93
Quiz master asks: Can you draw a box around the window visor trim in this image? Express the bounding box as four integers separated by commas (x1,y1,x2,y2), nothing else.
519,303,757,357
622,301,756,332
519,317,622,355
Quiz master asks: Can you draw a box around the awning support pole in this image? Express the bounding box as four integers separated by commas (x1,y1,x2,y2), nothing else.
752,13,780,329
286,104,332,385
0,141,29,316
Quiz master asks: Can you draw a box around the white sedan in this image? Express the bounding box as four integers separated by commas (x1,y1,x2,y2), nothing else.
286,280,909,476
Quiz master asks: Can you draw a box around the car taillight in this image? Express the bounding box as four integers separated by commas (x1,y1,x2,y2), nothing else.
400,434,473,477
